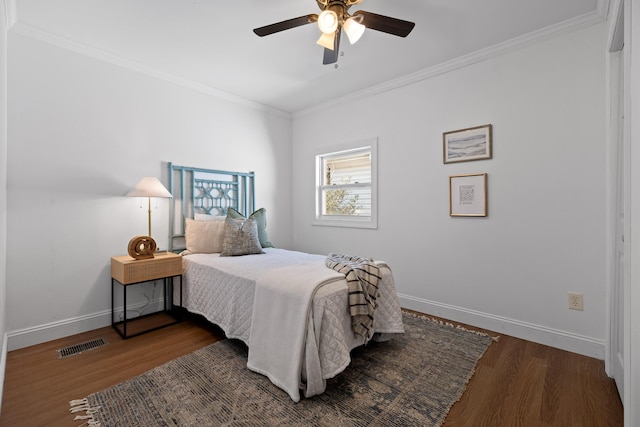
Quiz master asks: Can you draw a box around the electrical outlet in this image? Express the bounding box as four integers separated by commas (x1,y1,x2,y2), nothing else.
568,292,584,311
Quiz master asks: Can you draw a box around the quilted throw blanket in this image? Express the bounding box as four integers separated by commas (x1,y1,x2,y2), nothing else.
326,253,381,342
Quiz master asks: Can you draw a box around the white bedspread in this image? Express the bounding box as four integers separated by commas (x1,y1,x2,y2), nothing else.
180,248,405,399
247,261,344,402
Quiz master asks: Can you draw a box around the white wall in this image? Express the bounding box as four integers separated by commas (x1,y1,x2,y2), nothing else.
5,33,293,349
292,23,607,358
0,0,10,414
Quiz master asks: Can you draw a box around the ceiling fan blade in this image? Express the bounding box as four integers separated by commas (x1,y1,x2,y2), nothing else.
253,14,318,37
323,29,341,65
353,11,415,37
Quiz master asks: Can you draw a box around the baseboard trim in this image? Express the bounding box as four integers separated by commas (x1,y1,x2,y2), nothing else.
0,333,8,416
8,294,605,359
7,310,111,351
398,294,605,360
6,300,166,351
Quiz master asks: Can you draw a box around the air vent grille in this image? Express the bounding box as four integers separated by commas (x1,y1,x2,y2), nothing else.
56,337,109,359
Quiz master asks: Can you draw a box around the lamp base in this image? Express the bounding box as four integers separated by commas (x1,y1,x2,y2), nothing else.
128,236,158,260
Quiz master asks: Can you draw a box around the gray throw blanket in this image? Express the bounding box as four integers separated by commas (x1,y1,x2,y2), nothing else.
326,253,381,342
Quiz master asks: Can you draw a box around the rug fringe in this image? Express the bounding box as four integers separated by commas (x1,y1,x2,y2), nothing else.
69,398,101,426
402,310,500,341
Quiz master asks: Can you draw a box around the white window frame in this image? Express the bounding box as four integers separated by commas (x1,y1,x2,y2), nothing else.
313,138,378,229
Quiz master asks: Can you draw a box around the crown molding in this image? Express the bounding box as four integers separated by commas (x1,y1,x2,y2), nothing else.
6,0,608,120
9,21,292,120
294,1,609,118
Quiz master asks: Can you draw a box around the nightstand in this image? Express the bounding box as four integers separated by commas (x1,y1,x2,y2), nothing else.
111,252,183,339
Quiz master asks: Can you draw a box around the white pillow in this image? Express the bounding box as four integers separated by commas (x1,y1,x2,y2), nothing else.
194,213,225,221
185,218,226,253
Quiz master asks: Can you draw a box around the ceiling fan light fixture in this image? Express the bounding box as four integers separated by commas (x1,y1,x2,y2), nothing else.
343,16,365,44
317,10,339,34
316,31,336,50
252,0,416,65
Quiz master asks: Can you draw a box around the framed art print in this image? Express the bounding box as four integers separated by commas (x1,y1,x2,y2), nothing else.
443,124,492,164
449,173,487,217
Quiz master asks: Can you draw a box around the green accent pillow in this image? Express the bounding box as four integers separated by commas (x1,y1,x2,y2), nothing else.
227,208,274,248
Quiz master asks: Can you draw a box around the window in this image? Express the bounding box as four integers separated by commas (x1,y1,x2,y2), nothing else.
314,139,377,228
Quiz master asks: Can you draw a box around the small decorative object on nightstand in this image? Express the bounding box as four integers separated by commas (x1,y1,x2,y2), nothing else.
111,252,183,339
127,235,157,260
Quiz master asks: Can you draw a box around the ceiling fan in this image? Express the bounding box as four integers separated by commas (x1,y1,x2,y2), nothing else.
253,0,415,65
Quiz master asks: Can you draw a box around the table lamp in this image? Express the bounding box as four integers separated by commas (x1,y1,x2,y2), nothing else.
126,176,172,259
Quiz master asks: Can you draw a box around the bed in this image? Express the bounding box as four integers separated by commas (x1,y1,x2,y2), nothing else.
167,163,404,402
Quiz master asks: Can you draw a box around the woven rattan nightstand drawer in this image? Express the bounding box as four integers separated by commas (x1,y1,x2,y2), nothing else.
111,252,182,285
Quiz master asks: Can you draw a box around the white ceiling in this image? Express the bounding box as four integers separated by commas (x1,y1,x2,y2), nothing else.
9,0,606,114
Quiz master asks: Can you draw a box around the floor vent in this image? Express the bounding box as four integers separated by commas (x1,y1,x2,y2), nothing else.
56,337,109,359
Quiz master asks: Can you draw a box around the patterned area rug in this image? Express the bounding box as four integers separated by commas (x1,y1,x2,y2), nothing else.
70,313,495,426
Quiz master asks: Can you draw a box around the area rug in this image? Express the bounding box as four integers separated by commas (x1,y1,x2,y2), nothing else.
70,313,495,426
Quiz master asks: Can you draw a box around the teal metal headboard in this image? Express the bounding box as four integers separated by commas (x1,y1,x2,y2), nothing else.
168,162,255,252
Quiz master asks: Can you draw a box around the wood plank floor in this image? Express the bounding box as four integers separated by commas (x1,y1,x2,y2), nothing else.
0,312,623,426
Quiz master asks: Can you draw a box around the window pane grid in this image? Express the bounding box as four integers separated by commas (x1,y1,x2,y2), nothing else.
321,187,371,216
326,168,371,185
315,140,377,228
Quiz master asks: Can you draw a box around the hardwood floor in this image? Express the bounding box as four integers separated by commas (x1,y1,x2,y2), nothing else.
0,314,224,427
444,334,623,426
0,312,623,426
